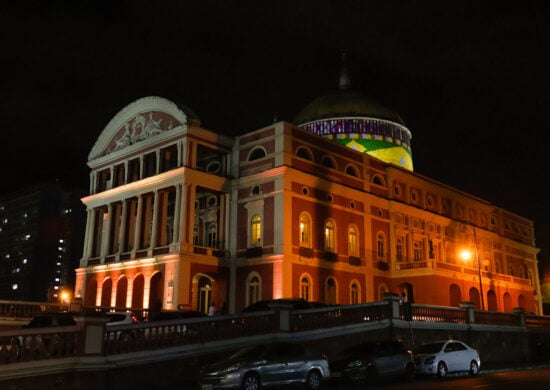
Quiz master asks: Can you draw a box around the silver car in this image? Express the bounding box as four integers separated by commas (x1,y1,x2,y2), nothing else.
413,339,480,377
198,341,330,390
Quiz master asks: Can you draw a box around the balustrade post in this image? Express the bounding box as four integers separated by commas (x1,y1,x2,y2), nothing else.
382,293,401,319
74,314,110,355
513,307,525,326
459,302,475,323
268,302,294,332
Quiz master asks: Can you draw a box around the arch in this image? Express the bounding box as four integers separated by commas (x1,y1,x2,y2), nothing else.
115,276,128,308
246,272,262,307
350,280,361,304
469,287,481,309
376,231,386,260
320,155,337,169
487,290,497,311
378,283,389,300
449,284,461,307
101,277,113,307
518,294,526,310
194,273,215,314
324,219,336,253
132,274,145,309
325,277,338,305
299,212,312,247
348,225,359,257
372,174,386,186
299,273,313,301
248,146,267,161
345,164,359,177
149,271,164,308
398,282,414,303
503,292,513,312
296,146,313,160
85,278,97,307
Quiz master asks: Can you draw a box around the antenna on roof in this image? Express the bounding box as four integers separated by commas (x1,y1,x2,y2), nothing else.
339,52,351,91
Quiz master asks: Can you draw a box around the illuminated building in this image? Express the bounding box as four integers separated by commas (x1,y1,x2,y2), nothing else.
0,183,85,301
74,88,541,315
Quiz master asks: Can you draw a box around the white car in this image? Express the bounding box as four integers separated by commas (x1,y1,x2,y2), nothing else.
104,311,140,341
413,340,480,377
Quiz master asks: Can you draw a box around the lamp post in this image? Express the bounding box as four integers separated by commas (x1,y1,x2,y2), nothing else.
459,223,484,310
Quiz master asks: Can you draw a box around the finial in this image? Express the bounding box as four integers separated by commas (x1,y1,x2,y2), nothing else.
339,52,351,91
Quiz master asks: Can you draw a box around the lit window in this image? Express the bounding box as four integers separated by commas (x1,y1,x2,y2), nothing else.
299,213,311,247
22,258,28,264
54,286,59,290
12,284,18,290
55,278,60,282
348,225,358,257
24,234,31,240
5,254,10,259
59,239,64,243
250,215,262,246
324,220,336,252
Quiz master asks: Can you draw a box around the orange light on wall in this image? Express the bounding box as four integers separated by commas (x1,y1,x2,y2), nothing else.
60,290,71,304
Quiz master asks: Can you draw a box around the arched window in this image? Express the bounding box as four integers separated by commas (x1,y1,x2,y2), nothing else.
296,147,313,160
246,273,262,307
250,215,262,247
326,277,337,305
396,237,404,262
299,213,311,247
207,223,217,248
324,220,336,253
300,275,312,301
372,174,385,186
248,147,266,161
350,280,361,304
321,155,336,169
376,232,386,260
348,225,358,257
345,164,359,177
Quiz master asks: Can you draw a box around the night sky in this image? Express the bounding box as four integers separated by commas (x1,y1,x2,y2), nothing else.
2,1,549,267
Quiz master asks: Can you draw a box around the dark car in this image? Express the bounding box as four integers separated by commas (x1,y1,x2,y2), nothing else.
22,312,77,328
330,339,415,384
242,298,328,313
199,341,330,390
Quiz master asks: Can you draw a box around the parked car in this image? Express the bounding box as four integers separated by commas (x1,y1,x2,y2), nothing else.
22,312,77,328
413,339,480,377
104,311,141,341
198,341,330,390
329,339,415,384
241,298,328,313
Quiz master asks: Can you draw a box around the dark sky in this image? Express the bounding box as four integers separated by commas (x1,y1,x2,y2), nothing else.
2,1,550,264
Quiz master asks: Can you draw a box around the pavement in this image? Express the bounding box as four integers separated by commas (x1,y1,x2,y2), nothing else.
479,361,550,374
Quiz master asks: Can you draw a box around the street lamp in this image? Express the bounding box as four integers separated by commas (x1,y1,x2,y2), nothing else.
459,224,484,310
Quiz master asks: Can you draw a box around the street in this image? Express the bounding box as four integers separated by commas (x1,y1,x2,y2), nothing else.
323,367,550,389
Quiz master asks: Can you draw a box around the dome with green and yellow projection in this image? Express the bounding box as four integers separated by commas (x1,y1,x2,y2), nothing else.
293,71,413,171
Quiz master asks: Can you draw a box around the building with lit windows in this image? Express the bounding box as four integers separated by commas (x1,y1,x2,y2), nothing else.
74,83,542,315
0,183,85,302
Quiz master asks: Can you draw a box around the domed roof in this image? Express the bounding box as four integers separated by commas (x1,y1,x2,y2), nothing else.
293,90,405,126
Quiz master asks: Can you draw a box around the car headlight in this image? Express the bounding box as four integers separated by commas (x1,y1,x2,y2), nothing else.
347,359,363,368
219,364,241,374
424,356,435,365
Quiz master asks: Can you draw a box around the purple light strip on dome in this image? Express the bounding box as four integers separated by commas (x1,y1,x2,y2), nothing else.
300,118,411,145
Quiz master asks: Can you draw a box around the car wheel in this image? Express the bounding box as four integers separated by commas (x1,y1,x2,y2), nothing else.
242,372,260,390
306,369,322,390
404,362,416,381
437,361,448,378
469,360,479,376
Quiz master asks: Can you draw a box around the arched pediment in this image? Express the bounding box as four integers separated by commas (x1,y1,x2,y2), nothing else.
89,96,199,161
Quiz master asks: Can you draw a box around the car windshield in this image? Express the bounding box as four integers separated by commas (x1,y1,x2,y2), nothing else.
229,345,267,361
414,342,445,354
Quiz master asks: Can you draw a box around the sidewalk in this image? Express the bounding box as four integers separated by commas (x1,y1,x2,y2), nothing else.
480,361,550,373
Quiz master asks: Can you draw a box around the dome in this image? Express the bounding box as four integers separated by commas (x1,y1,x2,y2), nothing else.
293,87,413,171
293,90,405,126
